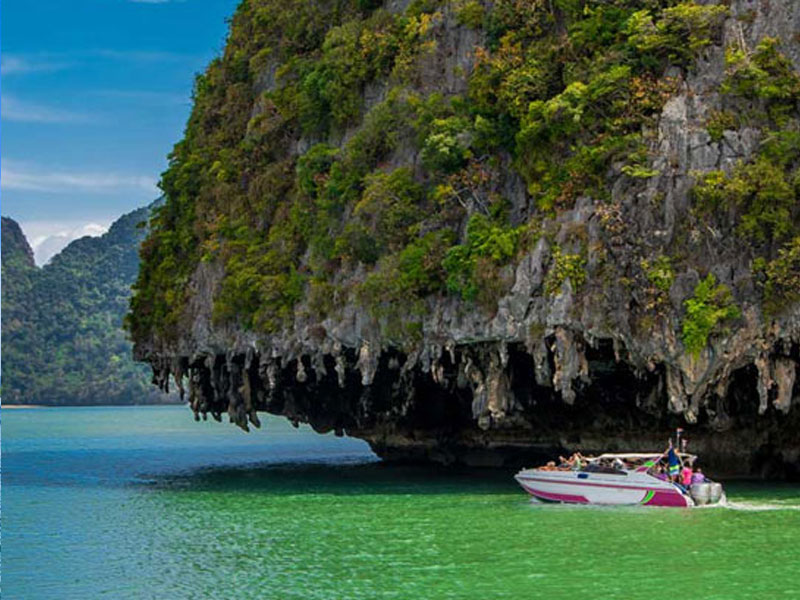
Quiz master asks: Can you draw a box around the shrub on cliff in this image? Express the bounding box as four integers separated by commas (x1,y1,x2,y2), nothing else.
764,237,800,315
723,37,800,123
443,213,521,303
682,274,740,357
544,245,587,297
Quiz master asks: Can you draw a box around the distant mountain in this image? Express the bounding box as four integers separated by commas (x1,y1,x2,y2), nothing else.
32,222,110,266
1,204,179,405
2,217,36,270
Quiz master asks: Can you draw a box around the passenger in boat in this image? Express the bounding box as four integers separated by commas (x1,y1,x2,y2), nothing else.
691,468,707,484
540,461,557,471
556,452,584,470
667,443,681,482
571,452,584,470
681,465,693,486
653,464,669,481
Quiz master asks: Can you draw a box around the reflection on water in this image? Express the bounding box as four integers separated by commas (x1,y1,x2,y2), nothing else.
4,406,800,600
149,461,516,496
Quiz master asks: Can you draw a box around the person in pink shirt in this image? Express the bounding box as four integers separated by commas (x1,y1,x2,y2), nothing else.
681,465,693,487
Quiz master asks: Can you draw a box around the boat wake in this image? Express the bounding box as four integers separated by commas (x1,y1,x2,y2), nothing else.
524,496,800,511
717,499,800,512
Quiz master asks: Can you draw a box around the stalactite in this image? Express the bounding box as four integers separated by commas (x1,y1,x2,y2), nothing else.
773,358,796,414
141,331,800,475
755,354,772,416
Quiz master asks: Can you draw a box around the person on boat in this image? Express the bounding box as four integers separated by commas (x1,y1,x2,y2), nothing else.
571,452,584,470
681,464,693,487
691,468,707,484
653,464,669,481
666,442,681,482
558,452,583,470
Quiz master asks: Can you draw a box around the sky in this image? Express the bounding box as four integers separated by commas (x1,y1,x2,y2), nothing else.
1,0,240,263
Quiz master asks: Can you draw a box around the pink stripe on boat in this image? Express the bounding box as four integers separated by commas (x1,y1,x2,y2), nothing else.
643,490,690,507
517,476,678,493
523,486,589,504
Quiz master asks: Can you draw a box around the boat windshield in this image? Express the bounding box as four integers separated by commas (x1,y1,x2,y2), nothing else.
583,464,627,475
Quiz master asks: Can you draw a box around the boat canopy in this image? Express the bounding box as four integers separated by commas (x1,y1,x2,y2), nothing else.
587,452,698,464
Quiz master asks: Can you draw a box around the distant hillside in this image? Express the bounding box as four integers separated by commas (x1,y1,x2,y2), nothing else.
2,218,36,270
1,205,179,405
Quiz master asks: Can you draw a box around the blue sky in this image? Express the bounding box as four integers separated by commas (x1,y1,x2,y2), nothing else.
2,0,239,262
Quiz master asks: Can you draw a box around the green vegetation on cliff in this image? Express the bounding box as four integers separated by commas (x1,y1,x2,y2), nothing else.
128,0,798,358
694,38,800,246
1,208,175,405
681,274,740,357
693,36,800,324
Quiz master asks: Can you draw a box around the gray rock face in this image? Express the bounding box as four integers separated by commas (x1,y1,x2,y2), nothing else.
136,1,800,477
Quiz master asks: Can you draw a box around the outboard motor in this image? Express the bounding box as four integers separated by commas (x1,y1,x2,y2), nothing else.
691,483,711,505
709,482,723,504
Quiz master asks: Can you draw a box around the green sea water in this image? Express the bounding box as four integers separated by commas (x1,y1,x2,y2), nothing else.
3,405,800,599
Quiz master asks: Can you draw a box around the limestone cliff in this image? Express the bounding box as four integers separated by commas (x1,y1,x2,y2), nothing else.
130,0,800,477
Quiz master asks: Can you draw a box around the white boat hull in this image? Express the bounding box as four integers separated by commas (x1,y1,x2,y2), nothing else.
515,469,693,507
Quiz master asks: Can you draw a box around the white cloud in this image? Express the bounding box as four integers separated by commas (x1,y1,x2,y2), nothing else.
1,161,158,195
89,49,190,62
88,89,188,106
20,221,111,266
2,95,90,124
2,56,31,74
2,49,193,78
1,54,71,75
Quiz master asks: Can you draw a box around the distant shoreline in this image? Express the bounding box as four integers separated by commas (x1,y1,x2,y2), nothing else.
3,404,47,409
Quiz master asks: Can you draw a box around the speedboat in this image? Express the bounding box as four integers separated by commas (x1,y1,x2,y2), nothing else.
514,453,724,507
